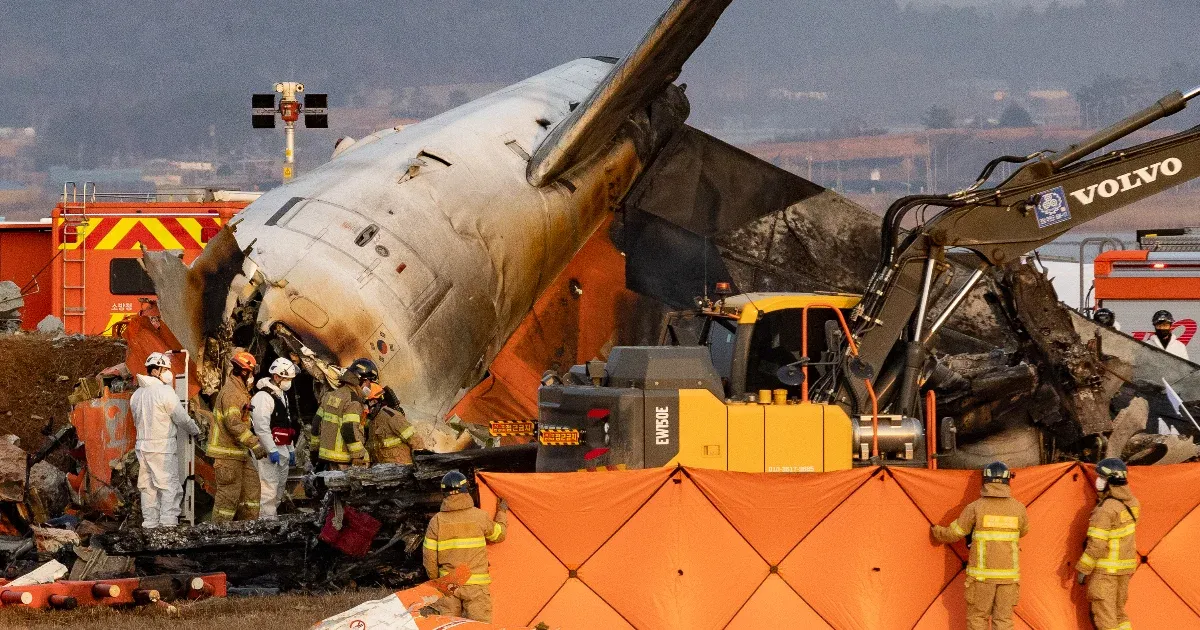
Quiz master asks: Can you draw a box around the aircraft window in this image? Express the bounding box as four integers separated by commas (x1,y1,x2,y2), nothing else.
109,258,156,295
505,140,531,161
417,150,451,167
704,318,737,383
265,197,304,227
355,224,379,247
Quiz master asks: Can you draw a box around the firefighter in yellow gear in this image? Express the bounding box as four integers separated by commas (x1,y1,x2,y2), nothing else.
1076,458,1140,630
364,384,420,465
423,470,509,622
207,351,267,522
932,461,1030,630
315,358,377,469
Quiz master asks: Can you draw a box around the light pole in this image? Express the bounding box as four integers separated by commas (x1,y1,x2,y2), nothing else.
252,83,328,182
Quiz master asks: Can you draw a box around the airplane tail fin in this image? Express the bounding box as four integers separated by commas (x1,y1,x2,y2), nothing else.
527,0,733,186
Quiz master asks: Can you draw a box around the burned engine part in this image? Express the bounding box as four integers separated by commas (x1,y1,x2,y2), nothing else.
997,263,1129,438
937,425,1045,469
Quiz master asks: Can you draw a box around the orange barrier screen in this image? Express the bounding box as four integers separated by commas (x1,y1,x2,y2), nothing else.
480,463,1200,629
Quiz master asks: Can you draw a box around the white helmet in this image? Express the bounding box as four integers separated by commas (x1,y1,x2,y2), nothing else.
145,352,171,370
268,357,299,379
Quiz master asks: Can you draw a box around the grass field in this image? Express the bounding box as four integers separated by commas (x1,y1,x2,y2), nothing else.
0,588,392,630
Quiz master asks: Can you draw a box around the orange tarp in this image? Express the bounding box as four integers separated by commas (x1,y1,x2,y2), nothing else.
480,463,1200,629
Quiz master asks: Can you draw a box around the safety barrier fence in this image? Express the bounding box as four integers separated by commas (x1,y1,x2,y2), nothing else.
0,573,225,610
480,462,1200,629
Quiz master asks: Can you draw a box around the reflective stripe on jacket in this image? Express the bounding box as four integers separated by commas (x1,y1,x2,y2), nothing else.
207,376,264,460
422,492,507,585
368,406,418,465
317,385,366,463
933,483,1030,584
1077,485,1140,576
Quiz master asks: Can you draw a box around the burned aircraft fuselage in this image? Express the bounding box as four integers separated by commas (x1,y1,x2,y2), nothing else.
220,59,681,420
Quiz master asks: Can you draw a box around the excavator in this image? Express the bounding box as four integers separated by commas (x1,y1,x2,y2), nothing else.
531,86,1200,473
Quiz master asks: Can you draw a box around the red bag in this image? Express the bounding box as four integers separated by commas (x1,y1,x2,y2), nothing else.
319,504,381,557
271,427,295,446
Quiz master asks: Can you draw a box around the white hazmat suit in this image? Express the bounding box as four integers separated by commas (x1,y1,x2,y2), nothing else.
130,373,200,528
251,378,293,519
1146,333,1191,361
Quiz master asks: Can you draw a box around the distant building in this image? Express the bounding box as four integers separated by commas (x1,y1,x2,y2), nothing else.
1025,89,1081,128
746,126,1172,204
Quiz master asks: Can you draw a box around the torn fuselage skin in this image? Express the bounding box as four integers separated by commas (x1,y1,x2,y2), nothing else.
156,58,689,422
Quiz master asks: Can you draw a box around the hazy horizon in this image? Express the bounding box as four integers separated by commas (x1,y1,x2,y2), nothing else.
0,0,1196,171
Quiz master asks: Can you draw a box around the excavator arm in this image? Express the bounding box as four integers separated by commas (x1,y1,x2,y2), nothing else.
835,87,1200,418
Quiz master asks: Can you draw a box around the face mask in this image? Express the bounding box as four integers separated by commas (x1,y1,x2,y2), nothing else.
246,374,255,387
1156,328,1173,343
1095,478,1107,493
280,379,293,392
158,369,174,385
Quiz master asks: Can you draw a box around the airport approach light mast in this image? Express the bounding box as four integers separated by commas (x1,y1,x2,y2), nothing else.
251,82,328,182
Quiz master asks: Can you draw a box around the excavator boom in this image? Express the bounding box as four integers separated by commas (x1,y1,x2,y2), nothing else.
841,88,1200,418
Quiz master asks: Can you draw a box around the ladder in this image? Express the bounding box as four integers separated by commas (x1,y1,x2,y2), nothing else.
60,182,94,334
168,350,196,525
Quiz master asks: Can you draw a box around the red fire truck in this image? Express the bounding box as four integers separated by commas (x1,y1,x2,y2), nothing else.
0,219,53,329
50,188,251,335
1094,229,1200,349
0,187,252,334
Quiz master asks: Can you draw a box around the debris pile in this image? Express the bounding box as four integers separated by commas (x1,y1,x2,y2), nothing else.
84,448,534,591
0,333,126,456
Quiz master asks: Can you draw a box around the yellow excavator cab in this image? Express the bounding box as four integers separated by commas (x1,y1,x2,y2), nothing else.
536,292,868,473
712,292,862,325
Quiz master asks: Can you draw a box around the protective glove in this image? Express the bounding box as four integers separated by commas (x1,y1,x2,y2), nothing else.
497,498,510,512
288,450,296,467
268,451,281,465
1076,572,1087,585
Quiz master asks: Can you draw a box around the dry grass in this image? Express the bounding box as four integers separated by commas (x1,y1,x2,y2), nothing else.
0,588,392,630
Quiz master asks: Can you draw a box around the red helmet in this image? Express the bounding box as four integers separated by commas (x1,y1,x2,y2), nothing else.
231,351,257,372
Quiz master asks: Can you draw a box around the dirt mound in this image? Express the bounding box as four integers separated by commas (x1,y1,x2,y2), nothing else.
0,334,126,454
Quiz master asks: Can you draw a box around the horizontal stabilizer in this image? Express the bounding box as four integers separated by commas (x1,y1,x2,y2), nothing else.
528,0,733,186
622,126,829,308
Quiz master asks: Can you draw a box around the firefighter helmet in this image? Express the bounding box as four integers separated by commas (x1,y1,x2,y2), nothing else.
346,358,380,383
441,470,469,494
268,357,299,379
1093,308,1115,327
1097,458,1129,486
231,351,257,372
982,461,1012,484
541,369,563,387
1153,310,1175,326
144,352,171,370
